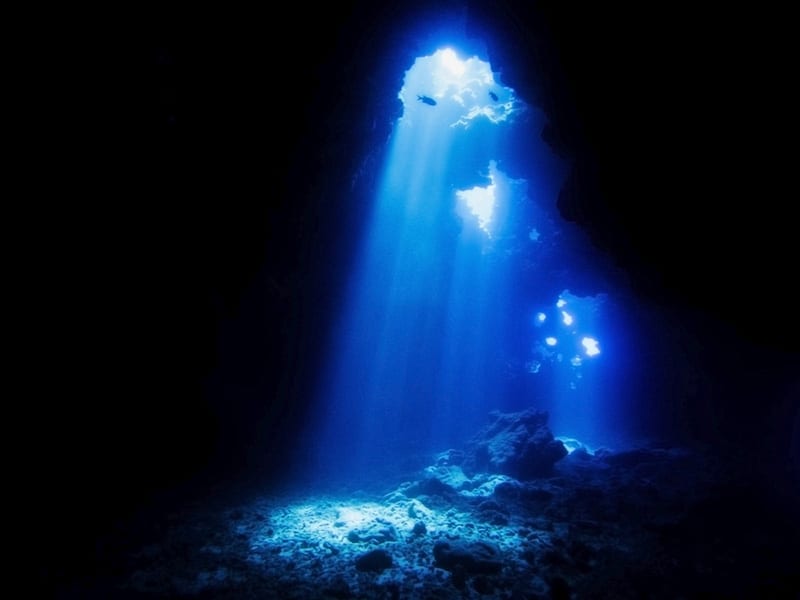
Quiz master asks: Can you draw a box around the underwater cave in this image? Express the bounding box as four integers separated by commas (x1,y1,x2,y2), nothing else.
37,2,798,598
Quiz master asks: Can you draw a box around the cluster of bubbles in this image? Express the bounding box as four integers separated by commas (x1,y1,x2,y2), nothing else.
526,291,602,389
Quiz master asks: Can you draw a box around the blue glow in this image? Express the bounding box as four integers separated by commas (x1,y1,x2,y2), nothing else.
456,180,496,236
526,360,541,374
582,336,601,356
310,42,637,480
397,48,518,129
440,47,466,76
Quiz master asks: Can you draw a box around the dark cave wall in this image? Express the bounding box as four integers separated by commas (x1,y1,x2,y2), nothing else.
469,2,798,447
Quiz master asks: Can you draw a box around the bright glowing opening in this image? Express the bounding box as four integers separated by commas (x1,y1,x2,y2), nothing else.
556,299,566,308
570,355,582,367
561,310,574,326
456,181,496,236
536,312,547,324
545,336,557,346
440,47,466,76
582,336,601,357
399,48,518,128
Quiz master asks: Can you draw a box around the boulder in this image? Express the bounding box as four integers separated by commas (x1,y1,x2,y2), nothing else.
355,548,393,572
433,541,503,575
464,408,567,479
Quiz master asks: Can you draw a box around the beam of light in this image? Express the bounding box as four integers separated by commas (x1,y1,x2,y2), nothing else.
310,47,521,480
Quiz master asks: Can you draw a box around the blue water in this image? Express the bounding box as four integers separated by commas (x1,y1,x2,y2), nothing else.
305,47,639,487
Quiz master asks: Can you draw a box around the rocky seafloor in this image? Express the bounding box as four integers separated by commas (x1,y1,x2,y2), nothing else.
54,410,799,599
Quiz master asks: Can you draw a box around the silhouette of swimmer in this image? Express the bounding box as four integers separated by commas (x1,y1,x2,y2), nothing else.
489,91,498,102
417,94,437,106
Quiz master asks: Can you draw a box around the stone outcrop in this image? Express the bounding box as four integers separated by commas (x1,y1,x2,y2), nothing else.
463,408,567,479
